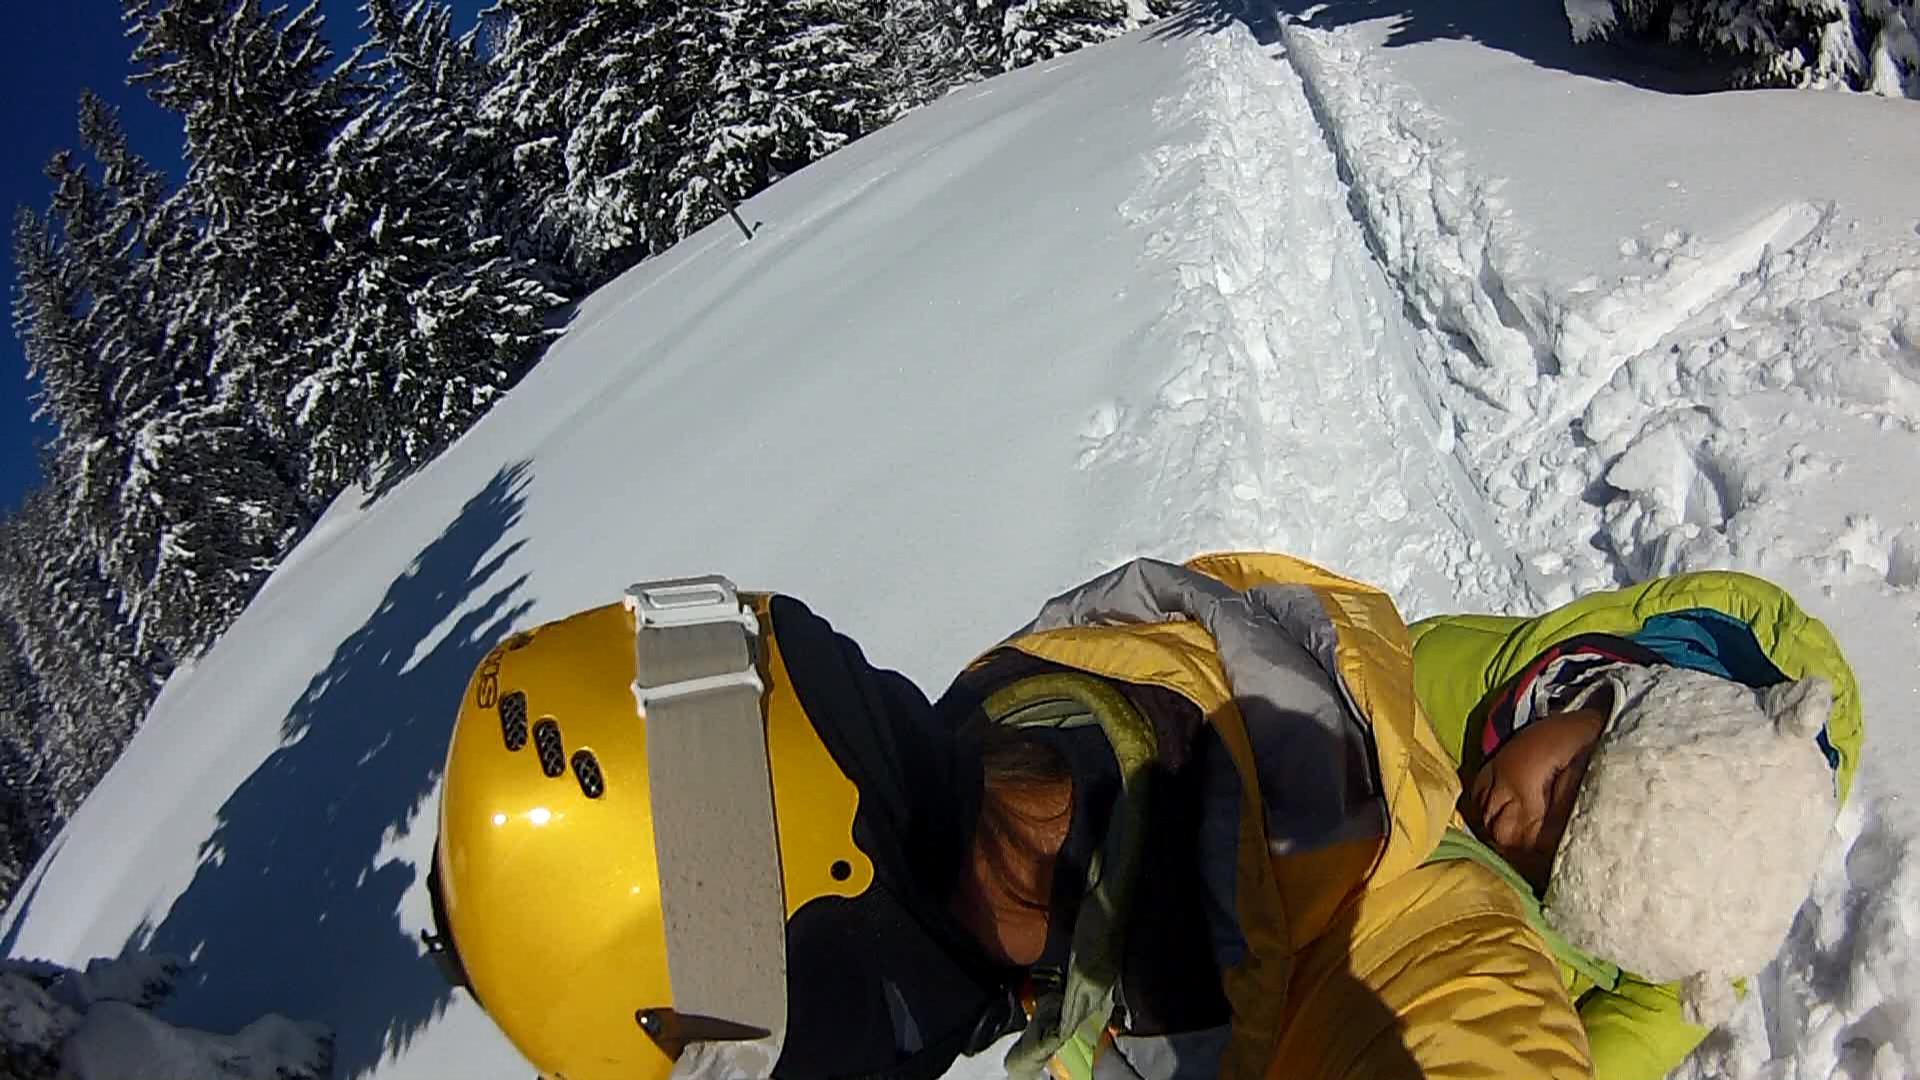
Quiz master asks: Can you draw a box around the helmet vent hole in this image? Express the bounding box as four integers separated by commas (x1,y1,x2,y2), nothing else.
533,719,566,778
572,750,606,799
499,692,529,752
830,860,852,882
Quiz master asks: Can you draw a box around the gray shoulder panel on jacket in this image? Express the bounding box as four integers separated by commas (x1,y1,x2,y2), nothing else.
1018,559,1385,854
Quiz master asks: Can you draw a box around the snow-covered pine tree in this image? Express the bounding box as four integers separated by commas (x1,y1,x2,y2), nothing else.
0,491,153,821
1572,0,1920,95
481,0,1168,278
1001,0,1133,69
0,606,58,901
662,1,754,241
6,195,139,780
772,0,890,161
9,202,105,525
481,0,694,283
298,0,566,494
1864,0,1920,93
951,0,1155,75
0,745,42,902
16,85,304,661
125,0,366,455
14,156,152,653
952,0,1012,75
123,400,309,659
876,0,973,117
475,0,595,275
71,93,177,441
117,0,343,651
53,96,188,577
669,0,889,237
12,151,184,670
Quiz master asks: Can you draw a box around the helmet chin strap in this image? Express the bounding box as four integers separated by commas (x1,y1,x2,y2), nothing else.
627,576,789,1067
667,1009,1016,1080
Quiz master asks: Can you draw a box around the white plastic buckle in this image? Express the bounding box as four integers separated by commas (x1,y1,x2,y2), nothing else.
626,575,765,711
625,575,762,634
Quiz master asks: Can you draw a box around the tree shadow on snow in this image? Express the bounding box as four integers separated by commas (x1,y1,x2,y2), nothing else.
1156,0,1739,94
1154,0,1284,45
124,463,538,1078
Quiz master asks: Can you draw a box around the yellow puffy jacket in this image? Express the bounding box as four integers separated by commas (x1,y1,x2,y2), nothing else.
973,553,1592,1080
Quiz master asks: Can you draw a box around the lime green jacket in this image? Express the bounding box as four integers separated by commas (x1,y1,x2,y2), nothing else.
1409,571,1863,1080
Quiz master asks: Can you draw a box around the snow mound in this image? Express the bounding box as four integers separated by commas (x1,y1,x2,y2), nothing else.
0,953,331,1080
60,1004,332,1080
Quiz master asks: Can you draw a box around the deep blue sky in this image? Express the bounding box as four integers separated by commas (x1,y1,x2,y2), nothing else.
0,1,487,515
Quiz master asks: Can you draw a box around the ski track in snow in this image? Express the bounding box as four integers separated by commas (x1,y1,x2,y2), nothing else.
1084,30,1533,618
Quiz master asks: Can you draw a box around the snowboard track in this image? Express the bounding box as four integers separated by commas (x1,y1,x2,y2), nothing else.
1087,28,1531,616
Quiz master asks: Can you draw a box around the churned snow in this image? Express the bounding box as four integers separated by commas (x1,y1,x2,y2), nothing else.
0,954,331,1079
5,6,1919,1079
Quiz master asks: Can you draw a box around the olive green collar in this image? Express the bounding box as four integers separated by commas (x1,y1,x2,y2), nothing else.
985,673,1158,1080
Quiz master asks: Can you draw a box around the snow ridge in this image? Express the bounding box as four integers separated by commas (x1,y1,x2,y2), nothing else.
1276,23,1549,420
1090,29,1529,613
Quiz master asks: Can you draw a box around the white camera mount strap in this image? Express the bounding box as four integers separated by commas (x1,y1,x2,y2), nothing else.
627,576,787,1055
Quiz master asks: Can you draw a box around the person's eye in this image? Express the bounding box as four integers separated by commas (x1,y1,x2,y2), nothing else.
1542,764,1569,809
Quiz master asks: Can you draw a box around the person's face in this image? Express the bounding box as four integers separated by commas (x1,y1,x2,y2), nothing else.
1461,706,1607,893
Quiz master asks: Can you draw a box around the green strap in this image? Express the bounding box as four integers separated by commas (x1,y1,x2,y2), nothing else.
983,674,1158,1080
1051,1028,1100,1080
1425,828,1621,992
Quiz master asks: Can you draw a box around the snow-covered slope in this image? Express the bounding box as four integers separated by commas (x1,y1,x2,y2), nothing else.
7,6,1919,1078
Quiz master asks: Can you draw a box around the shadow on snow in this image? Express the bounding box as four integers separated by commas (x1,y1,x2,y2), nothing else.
0,836,61,959
124,463,537,1078
1156,0,1739,94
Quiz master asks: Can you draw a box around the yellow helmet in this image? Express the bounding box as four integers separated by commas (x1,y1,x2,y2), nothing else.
429,577,1013,1080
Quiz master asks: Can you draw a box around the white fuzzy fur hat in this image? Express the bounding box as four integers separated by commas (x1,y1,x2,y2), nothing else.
1541,665,1839,1024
